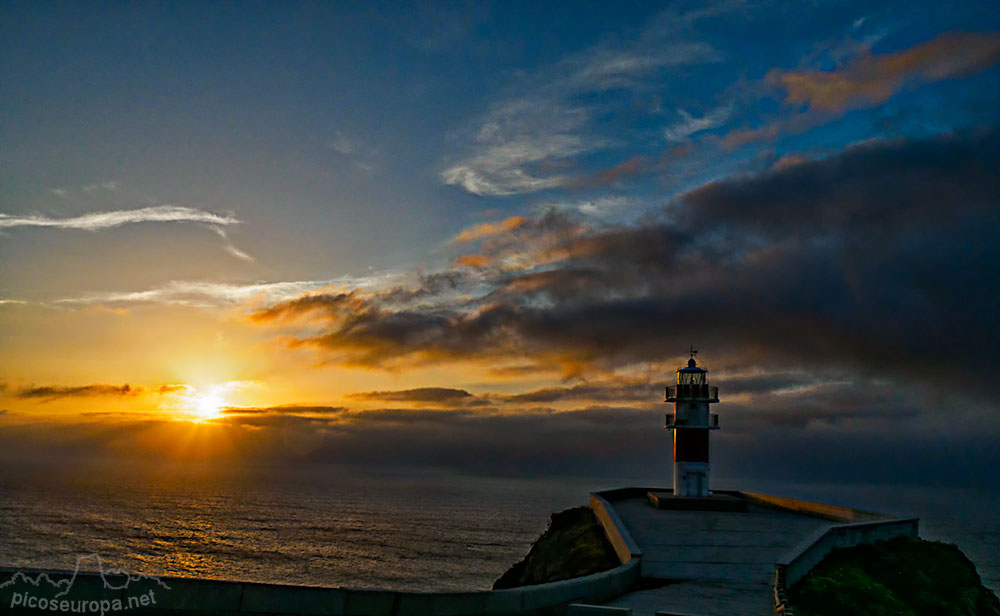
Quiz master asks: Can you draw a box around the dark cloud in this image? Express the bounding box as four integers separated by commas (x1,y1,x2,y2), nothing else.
487,364,556,377
220,405,348,416
717,372,826,396
14,383,139,400
347,388,477,405
343,380,662,409
375,270,480,307
341,407,481,424
680,129,1000,235
254,129,1000,406
500,380,655,404
0,387,996,489
215,412,340,435
720,382,926,430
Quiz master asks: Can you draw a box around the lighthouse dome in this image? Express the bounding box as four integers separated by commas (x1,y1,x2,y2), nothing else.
678,358,707,373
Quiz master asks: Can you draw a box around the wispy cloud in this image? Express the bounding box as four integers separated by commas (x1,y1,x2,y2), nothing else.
82,180,121,193
207,225,255,262
0,203,254,261
542,195,647,221
725,31,1000,147
57,273,401,309
441,101,595,196
15,383,139,400
330,131,356,155
562,146,691,191
440,7,729,197
0,205,239,231
664,106,731,141
323,130,381,174
770,31,1000,113
453,216,528,243
219,405,349,417
347,387,479,406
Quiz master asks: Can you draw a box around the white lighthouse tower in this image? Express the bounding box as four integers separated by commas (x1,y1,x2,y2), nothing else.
664,348,720,497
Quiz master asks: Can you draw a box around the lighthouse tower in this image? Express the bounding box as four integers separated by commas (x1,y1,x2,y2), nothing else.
664,349,720,497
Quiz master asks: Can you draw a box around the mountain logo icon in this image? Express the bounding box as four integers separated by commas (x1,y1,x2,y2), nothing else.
1,554,170,604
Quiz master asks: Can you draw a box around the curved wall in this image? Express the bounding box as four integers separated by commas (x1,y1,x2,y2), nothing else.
2,559,639,616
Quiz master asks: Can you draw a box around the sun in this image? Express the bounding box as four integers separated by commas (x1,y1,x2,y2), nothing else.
194,390,224,420
160,381,250,422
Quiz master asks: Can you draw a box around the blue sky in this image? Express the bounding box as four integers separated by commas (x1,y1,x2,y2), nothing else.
4,0,997,292
1,1,999,485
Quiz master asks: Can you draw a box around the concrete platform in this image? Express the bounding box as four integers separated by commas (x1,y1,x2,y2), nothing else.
600,491,832,616
611,581,772,616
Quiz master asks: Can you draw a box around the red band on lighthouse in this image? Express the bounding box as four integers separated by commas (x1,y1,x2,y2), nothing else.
674,430,709,462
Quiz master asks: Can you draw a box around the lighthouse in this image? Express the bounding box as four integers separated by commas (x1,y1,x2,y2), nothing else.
664,348,720,497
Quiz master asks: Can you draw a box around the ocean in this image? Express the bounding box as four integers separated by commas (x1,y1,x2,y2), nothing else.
1,464,997,595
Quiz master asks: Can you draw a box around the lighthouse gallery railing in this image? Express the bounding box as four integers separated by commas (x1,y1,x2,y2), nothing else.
665,384,718,400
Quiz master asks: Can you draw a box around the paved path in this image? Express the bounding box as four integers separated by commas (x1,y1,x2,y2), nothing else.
602,495,831,616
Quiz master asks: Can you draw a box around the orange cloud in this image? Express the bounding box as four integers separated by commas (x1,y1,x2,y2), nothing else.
96,306,131,316
567,156,648,189
250,291,363,322
453,216,527,243
724,32,1000,148
157,384,191,394
722,122,784,149
453,254,494,268
771,154,811,171
566,146,692,189
769,31,1000,113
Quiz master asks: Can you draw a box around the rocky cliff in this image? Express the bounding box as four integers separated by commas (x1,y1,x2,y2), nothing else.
493,506,620,589
790,536,1000,616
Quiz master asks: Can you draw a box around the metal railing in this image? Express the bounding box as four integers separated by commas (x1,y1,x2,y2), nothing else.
665,384,719,401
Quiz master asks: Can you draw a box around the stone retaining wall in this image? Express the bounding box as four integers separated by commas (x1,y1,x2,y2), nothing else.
2,558,640,616
771,517,919,615
588,493,642,565
739,492,888,523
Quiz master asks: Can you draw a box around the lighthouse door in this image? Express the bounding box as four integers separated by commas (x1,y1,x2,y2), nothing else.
690,472,705,497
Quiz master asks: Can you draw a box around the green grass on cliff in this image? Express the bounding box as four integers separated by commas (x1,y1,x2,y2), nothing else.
790,536,1000,616
493,506,621,589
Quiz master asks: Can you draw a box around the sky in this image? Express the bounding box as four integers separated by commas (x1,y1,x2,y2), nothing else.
1,1,999,487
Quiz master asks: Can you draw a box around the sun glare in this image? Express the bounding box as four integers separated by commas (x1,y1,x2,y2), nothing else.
159,380,255,422
194,390,224,420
